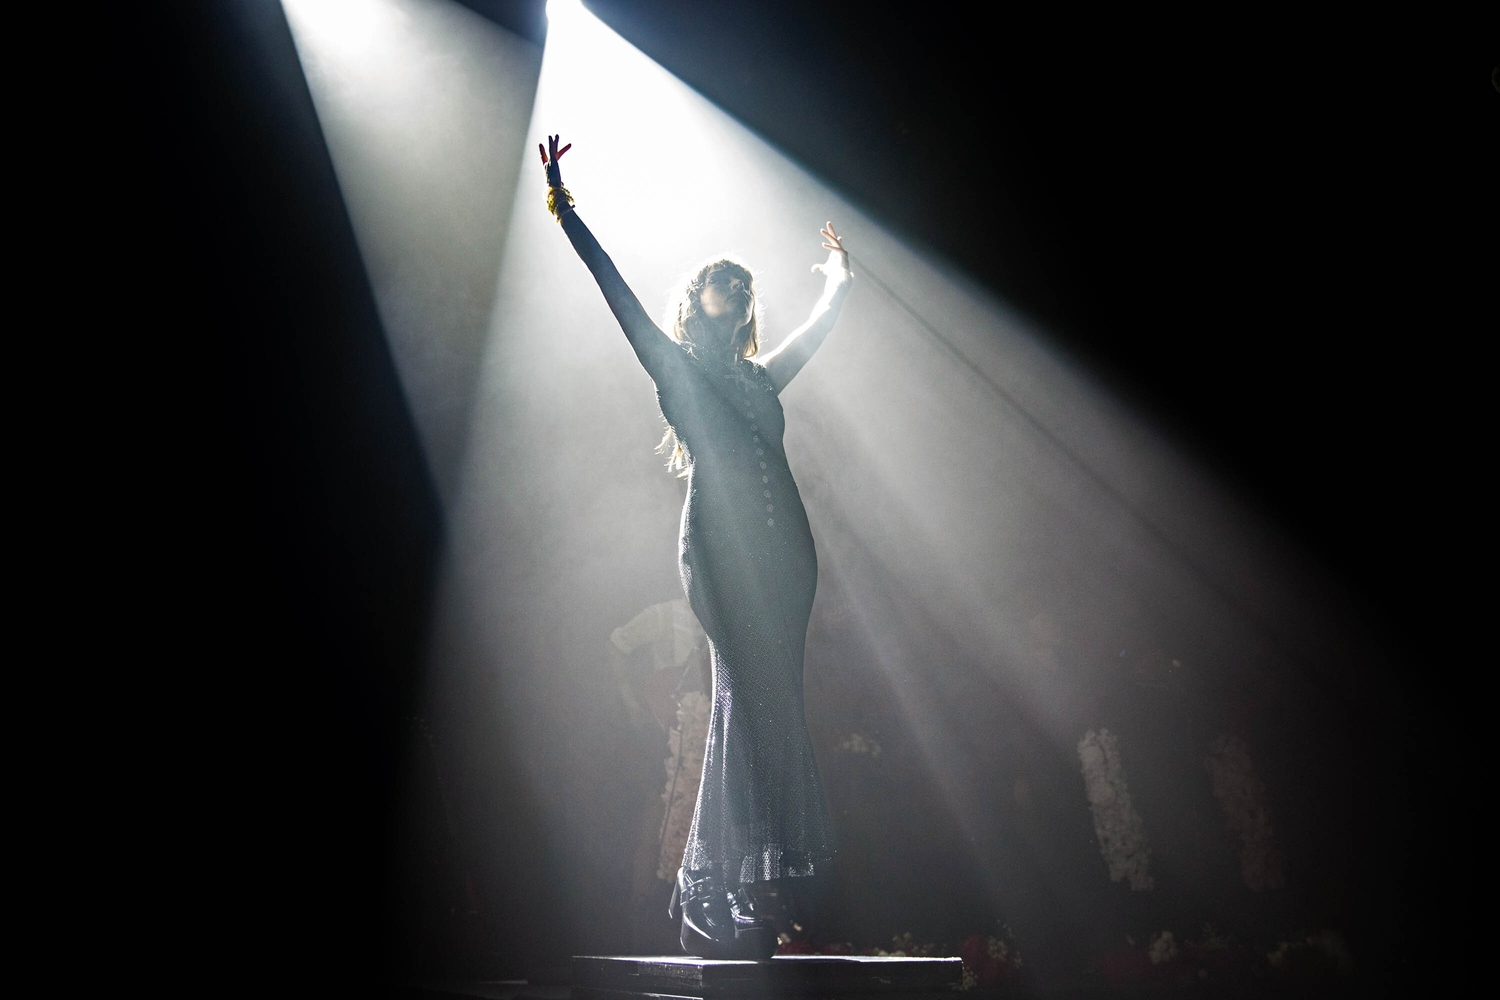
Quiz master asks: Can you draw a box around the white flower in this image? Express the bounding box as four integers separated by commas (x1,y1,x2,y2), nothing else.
1148,930,1178,965
1077,729,1154,890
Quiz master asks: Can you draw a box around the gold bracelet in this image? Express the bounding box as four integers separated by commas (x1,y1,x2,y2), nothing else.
546,185,574,221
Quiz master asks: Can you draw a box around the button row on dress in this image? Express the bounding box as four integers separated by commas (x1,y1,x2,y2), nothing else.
750,409,774,527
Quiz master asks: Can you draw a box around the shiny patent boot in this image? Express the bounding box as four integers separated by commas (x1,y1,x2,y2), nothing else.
669,869,736,958
728,884,778,959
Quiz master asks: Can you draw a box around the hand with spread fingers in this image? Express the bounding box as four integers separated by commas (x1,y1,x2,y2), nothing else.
539,133,571,185
811,221,851,280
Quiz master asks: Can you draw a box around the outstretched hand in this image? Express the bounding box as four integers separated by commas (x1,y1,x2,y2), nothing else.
538,133,572,187
811,221,851,280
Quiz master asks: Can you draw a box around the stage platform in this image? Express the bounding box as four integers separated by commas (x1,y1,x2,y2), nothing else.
401,957,1361,1000
572,955,964,1000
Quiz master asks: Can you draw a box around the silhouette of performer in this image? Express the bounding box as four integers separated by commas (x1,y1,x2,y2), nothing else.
541,134,853,958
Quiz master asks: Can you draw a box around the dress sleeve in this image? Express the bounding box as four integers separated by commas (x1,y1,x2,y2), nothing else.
559,210,684,384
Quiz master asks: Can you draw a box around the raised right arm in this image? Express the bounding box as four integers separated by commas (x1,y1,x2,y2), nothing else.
541,135,676,373
558,209,676,367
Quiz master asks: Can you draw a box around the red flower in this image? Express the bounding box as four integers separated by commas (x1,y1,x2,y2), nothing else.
959,934,1005,987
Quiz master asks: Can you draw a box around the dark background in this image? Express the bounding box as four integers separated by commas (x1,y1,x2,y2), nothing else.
118,1,1491,994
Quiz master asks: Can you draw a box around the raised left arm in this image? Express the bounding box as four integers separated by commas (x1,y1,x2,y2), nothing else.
763,222,853,393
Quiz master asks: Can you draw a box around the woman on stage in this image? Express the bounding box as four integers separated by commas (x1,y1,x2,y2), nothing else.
540,134,853,959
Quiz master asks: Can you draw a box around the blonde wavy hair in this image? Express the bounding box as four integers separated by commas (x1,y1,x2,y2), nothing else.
657,257,761,476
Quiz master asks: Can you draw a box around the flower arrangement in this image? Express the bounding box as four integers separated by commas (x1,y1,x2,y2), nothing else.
1147,930,1178,965
1076,728,1154,890
1205,734,1284,891
1267,930,1353,978
870,932,942,957
957,926,1023,988
1098,925,1243,987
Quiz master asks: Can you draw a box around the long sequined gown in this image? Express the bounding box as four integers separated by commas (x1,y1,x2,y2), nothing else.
561,210,834,883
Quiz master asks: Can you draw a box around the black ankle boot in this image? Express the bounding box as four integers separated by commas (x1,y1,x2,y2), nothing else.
728,884,778,960
669,869,736,958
